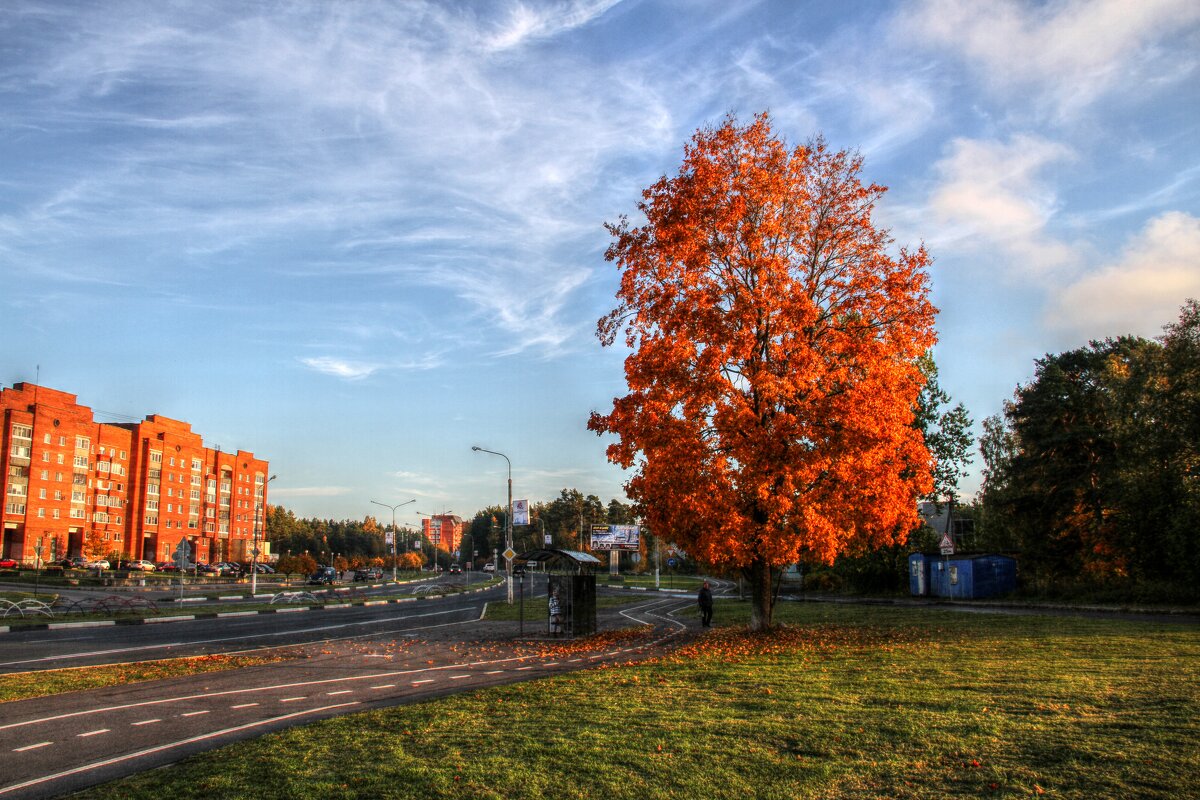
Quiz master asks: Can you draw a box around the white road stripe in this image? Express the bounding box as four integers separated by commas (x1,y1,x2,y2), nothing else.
0,703,360,797
77,729,109,738
230,703,259,709
13,742,52,752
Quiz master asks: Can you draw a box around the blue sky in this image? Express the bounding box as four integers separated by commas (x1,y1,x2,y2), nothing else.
2,0,1197,525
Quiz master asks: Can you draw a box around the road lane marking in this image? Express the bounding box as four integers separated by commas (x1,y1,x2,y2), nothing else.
411,679,434,685
280,697,306,703
230,703,259,709
370,684,395,690
326,690,353,696
485,670,504,675
77,729,109,738
131,719,160,726
449,675,470,680
0,702,361,797
180,711,209,717
516,666,533,671
13,742,52,752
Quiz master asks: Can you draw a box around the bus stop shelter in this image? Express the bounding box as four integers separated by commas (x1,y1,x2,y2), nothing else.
515,548,601,636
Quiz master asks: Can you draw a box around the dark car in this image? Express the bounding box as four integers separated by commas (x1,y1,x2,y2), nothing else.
449,563,462,574
307,566,337,585
353,567,382,582
61,556,88,569
0,557,18,569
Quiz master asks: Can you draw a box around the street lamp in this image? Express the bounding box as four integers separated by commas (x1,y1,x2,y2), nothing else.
471,446,513,604
416,510,453,572
371,498,416,582
251,474,278,597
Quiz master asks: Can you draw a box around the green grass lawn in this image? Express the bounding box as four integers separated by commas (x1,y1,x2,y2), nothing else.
66,602,1200,799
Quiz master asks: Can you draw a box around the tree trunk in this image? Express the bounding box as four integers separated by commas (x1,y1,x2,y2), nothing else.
746,557,775,631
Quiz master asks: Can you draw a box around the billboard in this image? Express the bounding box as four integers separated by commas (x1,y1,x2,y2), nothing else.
590,524,641,551
513,499,529,526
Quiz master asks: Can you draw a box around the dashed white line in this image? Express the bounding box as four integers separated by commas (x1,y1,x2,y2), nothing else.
411,679,434,685
131,719,160,726
449,675,471,680
180,711,209,717
326,690,353,696
516,666,534,671
280,697,306,703
485,670,504,675
14,742,53,752
230,703,259,709
77,729,109,738
370,684,396,690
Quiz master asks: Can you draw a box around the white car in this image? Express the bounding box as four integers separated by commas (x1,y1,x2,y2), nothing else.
130,559,156,571
482,562,495,573
87,559,110,570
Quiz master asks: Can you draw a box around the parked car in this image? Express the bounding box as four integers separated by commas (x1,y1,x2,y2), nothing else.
449,563,462,574
61,556,88,569
0,557,19,569
482,562,495,573
86,559,110,570
157,562,180,572
194,563,218,575
252,563,275,574
212,562,241,576
353,567,382,582
307,566,337,585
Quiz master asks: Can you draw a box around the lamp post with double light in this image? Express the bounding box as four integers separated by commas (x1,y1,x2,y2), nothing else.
371,498,415,582
251,474,278,597
471,446,513,603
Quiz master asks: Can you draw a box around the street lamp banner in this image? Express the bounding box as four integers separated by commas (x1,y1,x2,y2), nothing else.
590,524,640,551
385,531,394,545
513,499,529,526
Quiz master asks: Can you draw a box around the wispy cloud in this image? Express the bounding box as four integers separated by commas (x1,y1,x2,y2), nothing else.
901,0,1200,119
298,357,382,380
1047,211,1200,341
928,135,1077,276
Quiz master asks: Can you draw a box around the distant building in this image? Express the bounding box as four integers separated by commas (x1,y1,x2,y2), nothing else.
1,383,269,566
918,501,976,551
422,514,463,556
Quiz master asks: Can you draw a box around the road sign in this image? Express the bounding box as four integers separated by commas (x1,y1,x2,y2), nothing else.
938,534,955,555
174,539,193,568
667,557,677,568
502,547,516,561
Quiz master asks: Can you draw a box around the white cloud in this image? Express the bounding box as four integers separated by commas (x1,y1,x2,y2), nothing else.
902,0,1200,117
1047,211,1200,340
299,357,381,380
928,135,1076,275
484,0,625,52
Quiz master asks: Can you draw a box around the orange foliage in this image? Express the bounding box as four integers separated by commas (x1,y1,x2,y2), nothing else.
590,113,936,614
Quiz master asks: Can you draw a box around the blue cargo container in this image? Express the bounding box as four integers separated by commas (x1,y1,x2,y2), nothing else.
925,554,1017,599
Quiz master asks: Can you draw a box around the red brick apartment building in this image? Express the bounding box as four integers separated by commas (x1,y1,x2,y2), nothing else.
422,514,463,557
1,383,270,566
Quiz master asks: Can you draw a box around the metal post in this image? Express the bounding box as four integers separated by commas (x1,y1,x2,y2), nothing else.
251,474,277,598
372,499,415,582
472,446,514,604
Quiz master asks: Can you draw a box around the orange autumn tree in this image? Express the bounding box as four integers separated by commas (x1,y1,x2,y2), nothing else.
589,113,937,630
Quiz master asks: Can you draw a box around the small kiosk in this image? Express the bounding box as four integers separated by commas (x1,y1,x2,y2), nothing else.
515,548,600,637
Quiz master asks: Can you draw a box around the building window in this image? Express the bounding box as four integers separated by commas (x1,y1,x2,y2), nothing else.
10,445,31,458
5,502,26,514
145,515,158,526
70,508,85,519
150,451,162,464
147,500,159,511
39,469,48,480
147,484,159,496
52,509,60,519
191,458,202,471
97,461,110,473
37,508,45,518
75,436,90,451
43,433,51,444
12,423,32,439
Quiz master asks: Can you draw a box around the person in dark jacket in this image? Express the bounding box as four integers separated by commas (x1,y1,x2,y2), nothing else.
698,580,714,627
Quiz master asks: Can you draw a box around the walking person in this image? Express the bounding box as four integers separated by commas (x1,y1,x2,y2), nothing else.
698,580,714,627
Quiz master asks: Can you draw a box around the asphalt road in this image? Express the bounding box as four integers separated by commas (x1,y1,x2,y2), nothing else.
0,578,698,799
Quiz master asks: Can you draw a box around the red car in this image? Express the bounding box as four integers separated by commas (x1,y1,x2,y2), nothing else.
0,557,19,569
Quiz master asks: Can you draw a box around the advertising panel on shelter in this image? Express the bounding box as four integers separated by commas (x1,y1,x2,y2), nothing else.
590,524,641,551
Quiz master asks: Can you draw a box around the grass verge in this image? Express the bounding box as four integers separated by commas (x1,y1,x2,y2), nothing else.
66,602,1199,799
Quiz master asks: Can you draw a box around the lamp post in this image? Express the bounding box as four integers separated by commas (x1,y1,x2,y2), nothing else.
251,474,277,597
371,498,416,582
471,446,513,604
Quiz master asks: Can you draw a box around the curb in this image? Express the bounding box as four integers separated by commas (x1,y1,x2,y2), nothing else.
0,581,499,633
